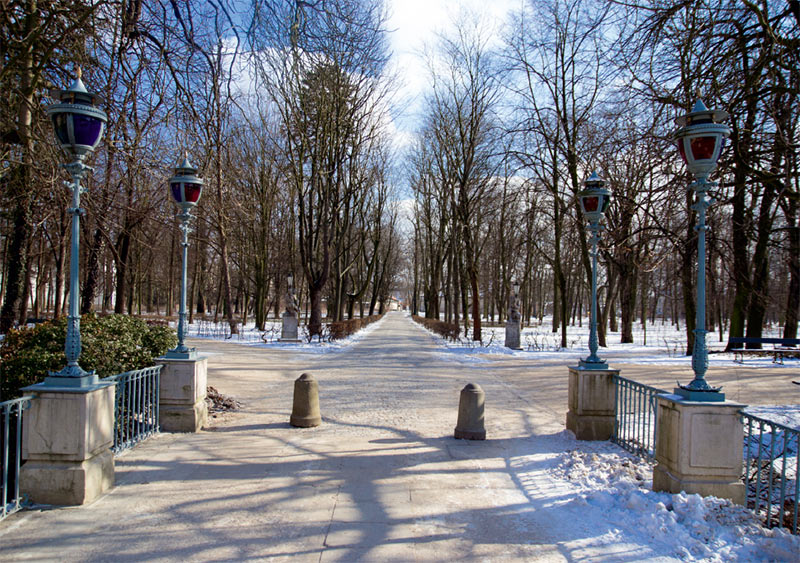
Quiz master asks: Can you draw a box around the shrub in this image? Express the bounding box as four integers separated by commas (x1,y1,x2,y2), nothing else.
412,315,460,341
328,314,384,340
0,314,177,400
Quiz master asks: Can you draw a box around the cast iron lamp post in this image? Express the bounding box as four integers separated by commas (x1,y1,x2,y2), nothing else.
578,171,611,370
673,99,730,401
45,68,107,384
166,154,204,359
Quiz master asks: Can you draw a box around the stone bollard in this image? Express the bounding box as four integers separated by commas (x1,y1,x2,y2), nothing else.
454,383,486,440
290,373,321,428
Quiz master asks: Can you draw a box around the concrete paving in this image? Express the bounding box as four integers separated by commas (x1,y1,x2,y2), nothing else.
0,312,796,562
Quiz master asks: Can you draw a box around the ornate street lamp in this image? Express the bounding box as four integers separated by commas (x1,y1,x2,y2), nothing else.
165,153,204,359
578,171,611,370
45,68,107,385
673,98,730,401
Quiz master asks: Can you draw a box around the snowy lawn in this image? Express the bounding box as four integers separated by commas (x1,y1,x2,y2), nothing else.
184,314,389,354
432,314,798,369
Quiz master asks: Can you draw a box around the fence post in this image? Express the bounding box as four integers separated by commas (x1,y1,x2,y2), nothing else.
20,381,115,505
157,356,208,432
653,394,746,504
566,366,620,440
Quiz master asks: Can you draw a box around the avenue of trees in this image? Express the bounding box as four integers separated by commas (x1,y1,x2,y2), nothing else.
1,0,798,351
409,0,799,351
1,0,402,340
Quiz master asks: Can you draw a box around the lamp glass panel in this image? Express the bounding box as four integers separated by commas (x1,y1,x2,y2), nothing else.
690,136,718,160
53,114,70,145
582,195,599,213
677,138,688,163
170,182,183,203
72,114,103,147
601,195,611,213
184,183,202,203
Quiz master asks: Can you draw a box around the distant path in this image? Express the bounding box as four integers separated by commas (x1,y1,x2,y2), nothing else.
0,312,716,561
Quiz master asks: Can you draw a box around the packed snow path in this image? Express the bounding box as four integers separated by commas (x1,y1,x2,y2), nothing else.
1,312,797,561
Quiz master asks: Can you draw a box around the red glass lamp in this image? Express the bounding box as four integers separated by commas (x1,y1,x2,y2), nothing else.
578,171,611,220
169,153,204,210
674,99,730,181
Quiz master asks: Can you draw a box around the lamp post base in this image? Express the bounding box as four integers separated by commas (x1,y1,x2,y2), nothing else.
164,347,198,360
43,373,99,388
673,386,725,402
578,358,609,370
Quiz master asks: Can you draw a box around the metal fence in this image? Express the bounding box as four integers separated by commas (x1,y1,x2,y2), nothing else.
742,412,799,534
1,396,33,521
612,375,667,463
103,365,162,454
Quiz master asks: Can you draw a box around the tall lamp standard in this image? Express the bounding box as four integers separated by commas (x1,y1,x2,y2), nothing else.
578,171,611,370
166,154,204,359
45,68,107,385
673,99,730,401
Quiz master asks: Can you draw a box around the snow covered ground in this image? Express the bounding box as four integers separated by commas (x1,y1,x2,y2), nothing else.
437,315,797,369
186,312,798,368
181,312,800,557
186,315,388,354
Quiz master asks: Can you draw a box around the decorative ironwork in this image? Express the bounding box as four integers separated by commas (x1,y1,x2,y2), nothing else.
102,366,162,453
612,375,667,462
742,411,799,534
1,396,33,521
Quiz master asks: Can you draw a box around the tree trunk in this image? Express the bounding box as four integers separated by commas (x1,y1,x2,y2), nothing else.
81,227,104,314
619,260,637,344
114,231,131,314
309,284,323,339
745,180,778,346
682,190,697,356
783,197,799,339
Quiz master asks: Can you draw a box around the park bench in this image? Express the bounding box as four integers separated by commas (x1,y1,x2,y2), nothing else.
728,337,800,365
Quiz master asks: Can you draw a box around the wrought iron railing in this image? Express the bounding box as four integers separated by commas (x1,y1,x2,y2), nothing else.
742,412,799,534
1,396,33,521
102,365,162,454
612,375,667,463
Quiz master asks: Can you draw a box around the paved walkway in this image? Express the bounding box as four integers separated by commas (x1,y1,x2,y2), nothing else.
0,312,796,561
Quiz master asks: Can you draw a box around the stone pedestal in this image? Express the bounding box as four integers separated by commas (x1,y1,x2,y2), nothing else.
21,380,115,505
653,394,745,504
281,312,301,342
566,366,619,441
158,356,208,432
504,320,521,350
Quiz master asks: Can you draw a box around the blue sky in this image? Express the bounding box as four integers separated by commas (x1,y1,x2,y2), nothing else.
385,0,519,144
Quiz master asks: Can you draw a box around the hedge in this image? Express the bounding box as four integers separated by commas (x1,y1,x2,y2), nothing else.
412,315,460,341
328,313,385,340
0,314,177,400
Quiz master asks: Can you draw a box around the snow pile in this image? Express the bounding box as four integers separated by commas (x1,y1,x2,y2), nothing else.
553,449,800,561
